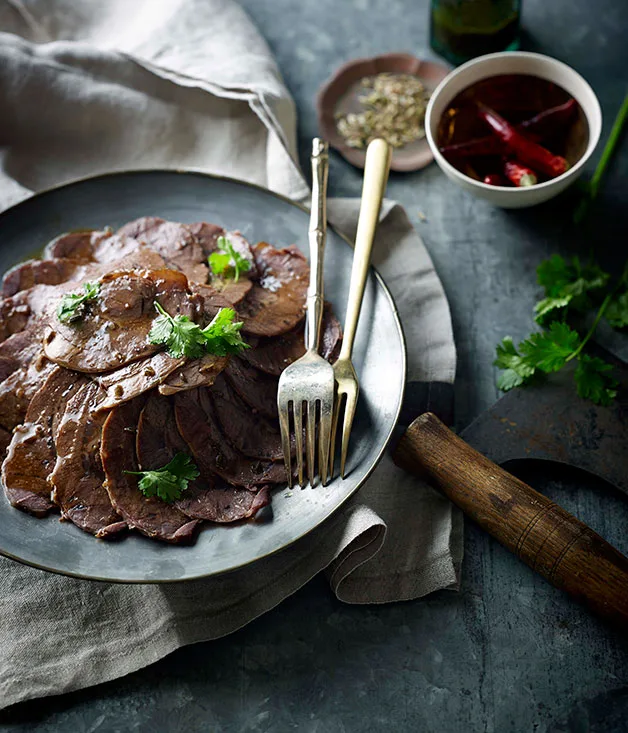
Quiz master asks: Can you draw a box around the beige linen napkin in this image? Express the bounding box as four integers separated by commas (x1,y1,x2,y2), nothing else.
0,0,461,708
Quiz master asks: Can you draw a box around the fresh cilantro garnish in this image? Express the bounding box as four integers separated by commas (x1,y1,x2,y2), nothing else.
201,307,249,356
125,453,199,503
534,255,608,324
208,236,251,283
148,302,249,359
57,281,101,323
149,302,208,358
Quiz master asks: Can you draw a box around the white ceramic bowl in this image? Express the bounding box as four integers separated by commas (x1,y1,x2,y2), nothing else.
425,52,602,208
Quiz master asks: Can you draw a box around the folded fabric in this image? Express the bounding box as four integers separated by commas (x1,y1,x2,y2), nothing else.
0,0,461,709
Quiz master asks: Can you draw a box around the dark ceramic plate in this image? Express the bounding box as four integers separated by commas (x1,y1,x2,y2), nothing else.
0,171,406,583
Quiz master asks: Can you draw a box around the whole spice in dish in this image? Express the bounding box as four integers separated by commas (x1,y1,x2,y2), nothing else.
477,103,570,178
336,72,431,150
483,173,506,186
504,160,537,187
440,98,577,159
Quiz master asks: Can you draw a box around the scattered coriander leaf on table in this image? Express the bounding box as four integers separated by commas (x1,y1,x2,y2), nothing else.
519,321,580,373
208,235,251,282
606,291,628,328
125,453,200,503
57,281,101,323
494,336,535,390
574,354,618,406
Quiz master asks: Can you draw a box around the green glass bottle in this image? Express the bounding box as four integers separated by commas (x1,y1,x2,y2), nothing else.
430,0,521,66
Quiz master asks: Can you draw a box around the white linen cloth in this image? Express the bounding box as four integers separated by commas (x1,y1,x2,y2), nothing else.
0,0,461,708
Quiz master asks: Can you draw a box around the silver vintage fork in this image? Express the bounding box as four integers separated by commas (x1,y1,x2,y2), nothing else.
277,138,334,488
330,138,391,478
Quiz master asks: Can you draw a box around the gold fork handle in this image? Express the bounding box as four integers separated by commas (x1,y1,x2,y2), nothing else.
306,138,329,353
339,138,391,361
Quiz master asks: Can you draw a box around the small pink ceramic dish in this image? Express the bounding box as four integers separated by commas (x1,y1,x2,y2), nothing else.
317,53,450,172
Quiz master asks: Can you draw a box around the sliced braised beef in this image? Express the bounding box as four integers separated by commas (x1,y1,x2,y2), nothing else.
241,304,342,376
175,388,286,488
210,374,283,461
117,217,207,283
100,396,200,543
51,380,126,538
225,357,278,420
239,243,308,337
0,330,41,382
2,258,84,298
0,351,55,436
95,351,185,411
193,280,253,310
2,367,84,517
43,268,197,372
44,229,112,262
136,393,271,521
158,353,229,396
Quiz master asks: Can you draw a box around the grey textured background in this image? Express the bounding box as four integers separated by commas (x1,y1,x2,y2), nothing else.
1,0,627,730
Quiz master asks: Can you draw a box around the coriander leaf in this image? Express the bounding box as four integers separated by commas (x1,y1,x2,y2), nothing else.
606,291,628,329
519,322,580,373
534,256,609,324
494,336,536,391
201,307,250,356
208,236,251,283
537,254,575,297
574,354,618,406
534,295,572,323
125,452,200,503
148,302,207,359
57,281,101,323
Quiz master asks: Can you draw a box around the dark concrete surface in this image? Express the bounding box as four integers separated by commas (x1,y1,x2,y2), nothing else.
1,0,627,730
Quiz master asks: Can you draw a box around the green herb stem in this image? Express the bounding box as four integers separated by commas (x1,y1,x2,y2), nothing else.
589,92,628,198
566,292,613,361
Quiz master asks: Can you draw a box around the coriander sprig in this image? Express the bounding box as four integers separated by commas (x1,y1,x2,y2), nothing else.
57,281,101,323
125,453,199,503
208,236,251,282
148,302,249,359
494,254,627,405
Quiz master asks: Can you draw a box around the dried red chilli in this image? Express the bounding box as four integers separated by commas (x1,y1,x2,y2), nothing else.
439,98,577,159
477,103,569,178
483,173,507,186
504,160,538,187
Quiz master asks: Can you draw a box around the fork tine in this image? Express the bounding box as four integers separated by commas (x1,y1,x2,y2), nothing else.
306,401,317,487
278,399,293,489
328,390,342,480
294,400,305,486
339,391,358,479
318,397,333,486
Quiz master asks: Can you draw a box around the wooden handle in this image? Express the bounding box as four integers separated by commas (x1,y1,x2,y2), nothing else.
339,138,391,360
394,412,628,627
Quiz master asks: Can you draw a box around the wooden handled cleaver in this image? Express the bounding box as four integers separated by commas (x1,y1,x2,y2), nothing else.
393,362,628,628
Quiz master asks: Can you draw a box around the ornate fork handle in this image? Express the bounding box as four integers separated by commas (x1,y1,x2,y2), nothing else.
306,138,329,353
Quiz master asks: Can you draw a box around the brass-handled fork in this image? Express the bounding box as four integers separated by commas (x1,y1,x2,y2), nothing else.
277,138,335,487
330,138,392,478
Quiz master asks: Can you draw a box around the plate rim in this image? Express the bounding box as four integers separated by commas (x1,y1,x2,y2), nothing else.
0,168,408,583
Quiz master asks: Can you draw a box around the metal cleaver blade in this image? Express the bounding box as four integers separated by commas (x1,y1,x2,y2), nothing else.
461,359,628,495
